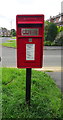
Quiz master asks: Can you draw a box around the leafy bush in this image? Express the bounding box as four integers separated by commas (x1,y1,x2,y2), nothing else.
10,29,16,36
52,31,63,46
57,26,63,32
44,21,50,41
46,23,58,42
44,41,52,46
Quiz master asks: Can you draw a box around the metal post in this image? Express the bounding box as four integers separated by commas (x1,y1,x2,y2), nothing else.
26,68,32,105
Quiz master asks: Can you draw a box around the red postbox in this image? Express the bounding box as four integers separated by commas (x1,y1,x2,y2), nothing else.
16,14,44,68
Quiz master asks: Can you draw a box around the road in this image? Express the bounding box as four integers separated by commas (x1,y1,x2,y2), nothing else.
0,37,11,43
0,37,62,91
1,46,61,67
43,49,61,67
0,37,16,67
0,37,61,67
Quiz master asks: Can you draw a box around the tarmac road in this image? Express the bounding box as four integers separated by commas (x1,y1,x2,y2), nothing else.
1,46,61,67
0,37,61,68
0,37,11,43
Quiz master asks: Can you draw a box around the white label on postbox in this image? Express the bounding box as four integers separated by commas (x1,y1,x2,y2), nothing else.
26,44,35,60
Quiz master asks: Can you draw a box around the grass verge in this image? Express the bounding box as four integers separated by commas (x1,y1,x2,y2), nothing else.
2,68,63,119
11,37,16,39
2,40,16,48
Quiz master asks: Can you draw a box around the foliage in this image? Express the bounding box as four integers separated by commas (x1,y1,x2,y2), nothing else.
57,26,63,33
2,68,63,119
44,41,52,46
44,21,63,46
11,29,16,36
51,31,63,46
44,21,58,42
46,22,58,42
44,21,50,41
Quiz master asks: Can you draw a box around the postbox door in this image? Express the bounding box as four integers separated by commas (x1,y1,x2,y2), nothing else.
17,37,43,68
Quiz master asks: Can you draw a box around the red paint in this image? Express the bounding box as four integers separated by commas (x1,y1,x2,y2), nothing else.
16,14,44,68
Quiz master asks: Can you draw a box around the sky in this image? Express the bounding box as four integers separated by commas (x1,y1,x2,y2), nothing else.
0,0,62,30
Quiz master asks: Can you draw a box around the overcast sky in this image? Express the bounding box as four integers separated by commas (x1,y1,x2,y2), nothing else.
0,0,62,30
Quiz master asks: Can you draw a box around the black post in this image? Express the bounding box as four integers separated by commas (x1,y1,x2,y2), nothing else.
26,68,32,105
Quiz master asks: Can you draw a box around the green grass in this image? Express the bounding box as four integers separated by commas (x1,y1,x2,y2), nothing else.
11,37,16,39
2,68,63,119
7,40,15,42
2,40,16,48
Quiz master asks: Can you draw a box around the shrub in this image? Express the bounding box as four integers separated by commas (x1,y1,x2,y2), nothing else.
57,26,63,32
44,21,50,41
52,31,63,46
46,23,58,42
44,41,52,46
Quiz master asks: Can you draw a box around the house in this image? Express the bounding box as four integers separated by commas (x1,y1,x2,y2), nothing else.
0,27,11,36
0,27,3,36
47,2,63,26
47,13,63,26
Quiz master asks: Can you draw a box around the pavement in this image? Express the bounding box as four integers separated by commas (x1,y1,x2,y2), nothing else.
34,67,62,91
44,46,63,50
35,66,61,72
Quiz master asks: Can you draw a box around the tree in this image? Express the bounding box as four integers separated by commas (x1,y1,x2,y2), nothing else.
52,31,63,46
11,29,16,36
44,21,50,41
46,23,58,42
57,26,63,32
